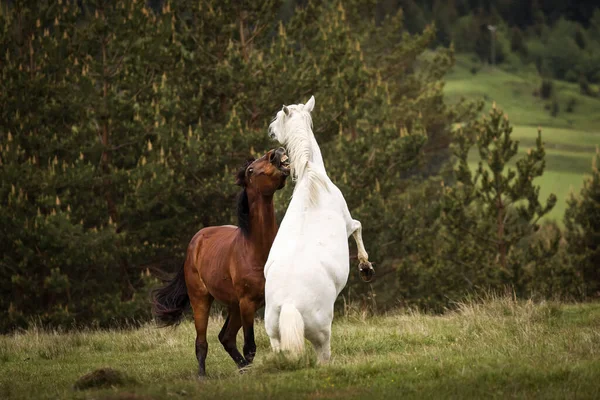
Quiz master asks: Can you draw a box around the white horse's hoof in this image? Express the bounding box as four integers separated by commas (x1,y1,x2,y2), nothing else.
359,261,375,282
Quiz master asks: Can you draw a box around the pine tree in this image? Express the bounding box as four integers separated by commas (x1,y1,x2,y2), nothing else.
0,0,100,328
441,104,556,294
564,148,600,297
0,0,171,329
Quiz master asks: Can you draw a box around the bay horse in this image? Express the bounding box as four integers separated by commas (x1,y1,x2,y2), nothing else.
264,96,374,363
152,148,289,376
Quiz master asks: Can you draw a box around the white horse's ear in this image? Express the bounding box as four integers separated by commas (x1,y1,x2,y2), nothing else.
304,96,315,112
283,105,290,116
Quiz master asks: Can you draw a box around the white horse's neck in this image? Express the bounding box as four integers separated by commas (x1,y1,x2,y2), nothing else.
286,118,326,178
284,115,329,207
309,135,326,174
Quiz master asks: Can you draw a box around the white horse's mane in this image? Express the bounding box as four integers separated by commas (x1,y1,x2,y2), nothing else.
272,104,328,207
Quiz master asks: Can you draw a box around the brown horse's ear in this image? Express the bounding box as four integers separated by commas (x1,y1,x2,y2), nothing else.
236,158,255,186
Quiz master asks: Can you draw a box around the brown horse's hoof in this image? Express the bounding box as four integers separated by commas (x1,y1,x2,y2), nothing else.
238,365,252,375
359,261,375,282
196,374,207,382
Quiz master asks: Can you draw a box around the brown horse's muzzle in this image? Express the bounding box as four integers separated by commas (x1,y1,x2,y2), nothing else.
271,147,290,176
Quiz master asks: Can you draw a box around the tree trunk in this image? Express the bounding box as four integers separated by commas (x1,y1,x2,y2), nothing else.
100,27,133,301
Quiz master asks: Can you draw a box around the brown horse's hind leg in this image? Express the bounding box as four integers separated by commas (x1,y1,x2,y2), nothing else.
191,294,213,377
218,306,248,368
239,297,258,364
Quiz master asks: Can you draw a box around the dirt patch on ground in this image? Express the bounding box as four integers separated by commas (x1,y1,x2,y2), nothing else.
73,368,135,390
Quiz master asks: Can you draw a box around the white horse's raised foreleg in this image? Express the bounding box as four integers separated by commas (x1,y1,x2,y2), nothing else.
350,219,369,264
346,216,375,282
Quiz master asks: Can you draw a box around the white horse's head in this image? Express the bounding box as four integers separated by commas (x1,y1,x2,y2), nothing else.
268,95,315,145
267,96,326,205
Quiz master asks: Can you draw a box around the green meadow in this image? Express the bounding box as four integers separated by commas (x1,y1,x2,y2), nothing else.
1,297,599,399
445,55,600,222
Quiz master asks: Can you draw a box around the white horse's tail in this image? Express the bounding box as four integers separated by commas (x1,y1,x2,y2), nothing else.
279,304,305,355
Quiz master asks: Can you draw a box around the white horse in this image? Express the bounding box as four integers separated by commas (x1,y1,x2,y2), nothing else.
264,95,374,363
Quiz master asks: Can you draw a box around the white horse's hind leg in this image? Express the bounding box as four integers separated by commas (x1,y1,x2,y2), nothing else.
269,337,281,352
309,328,331,364
315,336,331,364
265,307,281,352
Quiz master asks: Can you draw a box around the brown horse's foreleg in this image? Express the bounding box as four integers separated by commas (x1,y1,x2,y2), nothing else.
191,295,213,377
219,306,248,368
239,298,258,364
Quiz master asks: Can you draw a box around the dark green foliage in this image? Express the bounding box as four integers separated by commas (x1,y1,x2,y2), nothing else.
524,223,584,300
333,2,600,82
0,0,281,331
565,70,578,82
387,105,573,311
574,28,586,49
431,0,457,47
0,0,467,330
510,27,528,56
566,97,577,113
527,18,600,83
540,79,554,99
564,150,600,298
579,76,596,97
550,98,559,117
1,0,596,329
407,2,600,83
395,0,427,34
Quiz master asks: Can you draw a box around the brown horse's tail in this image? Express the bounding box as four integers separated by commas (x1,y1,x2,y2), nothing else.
152,264,189,327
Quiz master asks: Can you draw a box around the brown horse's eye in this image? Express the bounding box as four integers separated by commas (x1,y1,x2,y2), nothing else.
247,167,253,175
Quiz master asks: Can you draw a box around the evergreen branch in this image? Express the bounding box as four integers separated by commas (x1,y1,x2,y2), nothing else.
314,112,343,133
449,222,500,246
131,70,156,98
245,23,267,46
441,256,475,287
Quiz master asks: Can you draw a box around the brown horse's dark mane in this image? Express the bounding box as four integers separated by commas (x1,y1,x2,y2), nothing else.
235,158,255,237
237,189,250,236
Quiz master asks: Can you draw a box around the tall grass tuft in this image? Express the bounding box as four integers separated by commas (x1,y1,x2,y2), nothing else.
253,350,317,373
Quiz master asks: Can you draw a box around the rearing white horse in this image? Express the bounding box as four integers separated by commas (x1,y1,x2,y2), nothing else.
264,95,374,363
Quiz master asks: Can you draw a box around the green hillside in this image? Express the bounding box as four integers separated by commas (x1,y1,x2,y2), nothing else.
445,55,600,222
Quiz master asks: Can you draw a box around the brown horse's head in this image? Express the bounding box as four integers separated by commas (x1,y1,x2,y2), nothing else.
235,148,290,195
235,148,290,236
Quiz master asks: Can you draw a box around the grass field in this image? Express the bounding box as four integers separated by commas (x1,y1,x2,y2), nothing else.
445,54,600,222
2,297,600,399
